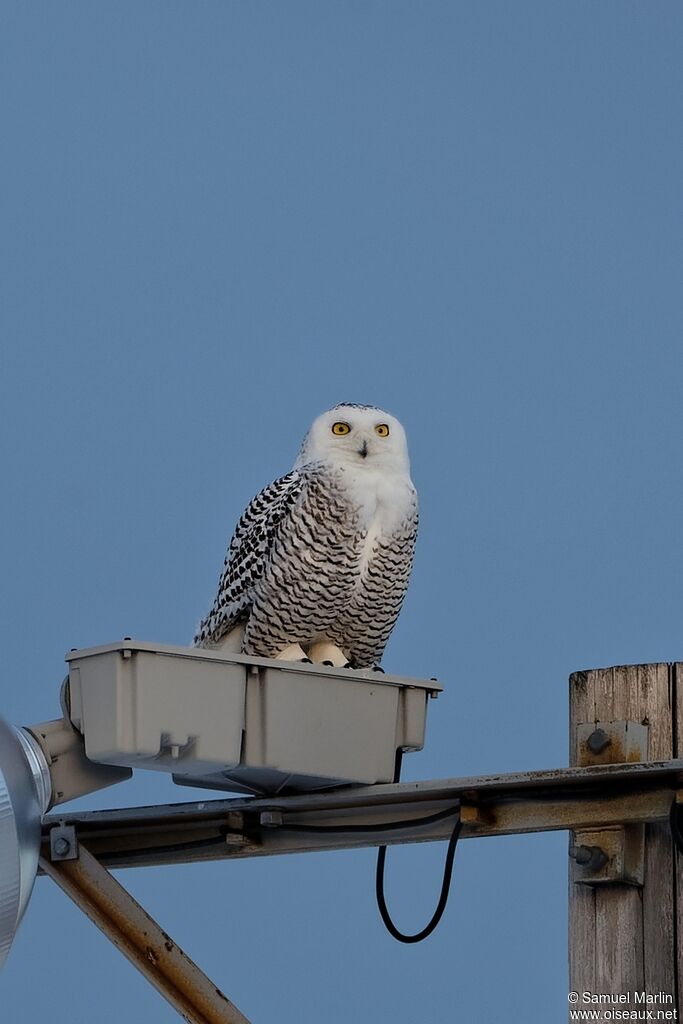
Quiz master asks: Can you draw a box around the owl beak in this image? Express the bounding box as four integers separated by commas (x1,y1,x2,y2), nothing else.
358,440,368,459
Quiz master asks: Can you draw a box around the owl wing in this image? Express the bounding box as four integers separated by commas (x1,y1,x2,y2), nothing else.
194,470,305,647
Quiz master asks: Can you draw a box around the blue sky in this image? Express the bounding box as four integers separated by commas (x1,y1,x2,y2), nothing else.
1,3,682,1021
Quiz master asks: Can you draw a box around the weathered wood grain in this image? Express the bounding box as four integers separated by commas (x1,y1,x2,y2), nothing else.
674,664,683,1007
569,663,678,1016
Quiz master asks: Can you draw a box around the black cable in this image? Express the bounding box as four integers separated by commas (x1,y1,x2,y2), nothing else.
97,804,460,862
375,815,462,944
374,749,462,943
277,804,459,835
101,833,228,862
99,764,464,932
670,798,683,855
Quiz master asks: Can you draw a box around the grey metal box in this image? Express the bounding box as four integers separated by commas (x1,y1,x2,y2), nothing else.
66,641,441,795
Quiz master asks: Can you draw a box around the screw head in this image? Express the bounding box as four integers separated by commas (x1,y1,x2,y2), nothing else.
53,837,70,856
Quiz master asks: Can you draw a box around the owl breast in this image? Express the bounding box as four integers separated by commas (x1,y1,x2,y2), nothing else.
242,463,418,668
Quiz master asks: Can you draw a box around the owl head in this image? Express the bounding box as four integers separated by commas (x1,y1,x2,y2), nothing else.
294,403,411,475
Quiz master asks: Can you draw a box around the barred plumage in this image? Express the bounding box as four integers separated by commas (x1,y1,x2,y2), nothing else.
194,404,418,669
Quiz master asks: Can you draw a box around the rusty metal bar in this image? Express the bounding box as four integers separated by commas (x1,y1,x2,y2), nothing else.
39,760,683,870
39,844,251,1024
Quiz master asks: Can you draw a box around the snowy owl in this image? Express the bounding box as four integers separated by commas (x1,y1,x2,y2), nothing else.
194,403,418,669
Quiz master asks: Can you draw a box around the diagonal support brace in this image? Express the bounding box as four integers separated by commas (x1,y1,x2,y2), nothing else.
39,843,251,1024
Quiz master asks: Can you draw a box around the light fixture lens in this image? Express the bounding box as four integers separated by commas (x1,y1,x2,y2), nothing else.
0,718,51,969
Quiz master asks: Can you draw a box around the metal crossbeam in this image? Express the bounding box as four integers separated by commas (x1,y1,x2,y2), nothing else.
41,759,683,870
39,758,683,1022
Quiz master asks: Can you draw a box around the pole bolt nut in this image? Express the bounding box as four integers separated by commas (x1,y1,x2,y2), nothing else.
569,844,609,871
50,825,78,861
586,728,611,755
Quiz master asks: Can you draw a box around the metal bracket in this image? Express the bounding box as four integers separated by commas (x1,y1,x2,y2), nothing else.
571,720,648,886
570,826,645,886
576,720,648,767
260,810,283,828
50,824,79,862
459,799,494,828
25,716,131,808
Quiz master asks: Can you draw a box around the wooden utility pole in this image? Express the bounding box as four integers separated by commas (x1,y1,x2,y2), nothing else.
569,663,682,1012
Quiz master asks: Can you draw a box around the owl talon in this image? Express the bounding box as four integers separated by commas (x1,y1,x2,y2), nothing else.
307,642,348,667
343,662,353,669
371,664,385,673
300,657,312,664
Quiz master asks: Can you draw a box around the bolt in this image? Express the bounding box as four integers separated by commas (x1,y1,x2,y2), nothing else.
569,844,608,871
53,836,71,856
587,728,611,755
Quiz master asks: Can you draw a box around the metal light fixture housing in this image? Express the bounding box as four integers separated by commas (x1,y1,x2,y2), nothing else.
0,717,51,969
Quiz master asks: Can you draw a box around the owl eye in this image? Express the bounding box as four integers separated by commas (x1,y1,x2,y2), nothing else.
375,423,390,437
332,421,351,436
